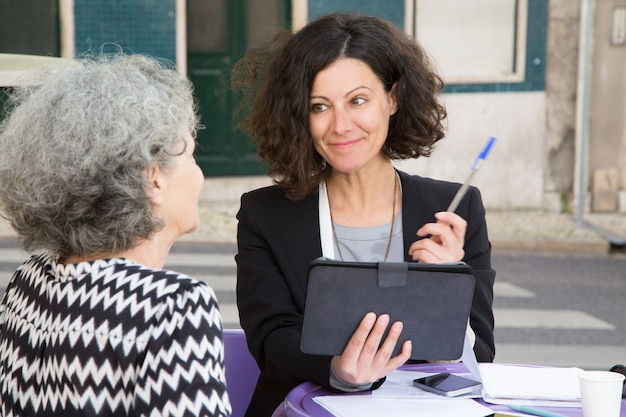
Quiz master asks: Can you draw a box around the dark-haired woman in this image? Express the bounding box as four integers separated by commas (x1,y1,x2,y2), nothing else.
232,13,495,417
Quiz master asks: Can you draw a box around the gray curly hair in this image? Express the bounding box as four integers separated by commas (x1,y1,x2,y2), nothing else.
0,53,199,258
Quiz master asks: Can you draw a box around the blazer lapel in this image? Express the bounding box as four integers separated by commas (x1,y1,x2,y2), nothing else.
398,171,441,262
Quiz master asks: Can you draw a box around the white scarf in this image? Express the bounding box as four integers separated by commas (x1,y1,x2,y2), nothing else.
318,181,336,259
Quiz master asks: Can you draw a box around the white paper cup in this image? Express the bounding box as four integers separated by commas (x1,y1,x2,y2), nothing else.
578,370,624,417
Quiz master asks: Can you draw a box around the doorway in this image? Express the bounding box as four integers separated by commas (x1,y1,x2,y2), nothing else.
187,0,291,176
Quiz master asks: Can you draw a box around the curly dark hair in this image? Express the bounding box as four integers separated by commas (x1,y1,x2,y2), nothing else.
232,12,447,200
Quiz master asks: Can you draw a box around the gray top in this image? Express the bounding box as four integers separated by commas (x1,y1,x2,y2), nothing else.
332,211,404,262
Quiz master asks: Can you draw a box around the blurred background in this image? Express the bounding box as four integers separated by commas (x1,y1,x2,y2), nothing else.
1,0,626,371
1,0,625,217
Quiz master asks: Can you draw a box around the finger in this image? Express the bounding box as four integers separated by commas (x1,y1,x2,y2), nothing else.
336,314,390,385
409,238,464,263
373,322,412,377
343,312,377,358
416,220,464,254
409,240,439,262
410,246,445,264
435,212,467,244
413,225,457,254
385,340,412,372
435,226,465,253
373,320,404,362
416,222,453,241
359,314,390,362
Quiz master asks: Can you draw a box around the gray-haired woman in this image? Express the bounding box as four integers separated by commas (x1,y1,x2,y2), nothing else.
0,54,231,417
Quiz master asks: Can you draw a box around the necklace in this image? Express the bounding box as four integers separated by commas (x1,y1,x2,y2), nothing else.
329,172,398,262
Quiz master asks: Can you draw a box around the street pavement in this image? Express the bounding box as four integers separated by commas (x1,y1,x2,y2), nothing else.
490,248,626,372
1,236,624,373
1,179,625,372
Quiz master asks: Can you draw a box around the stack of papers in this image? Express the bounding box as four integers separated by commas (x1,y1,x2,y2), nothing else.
478,363,583,407
314,396,494,417
314,369,493,417
312,364,584,417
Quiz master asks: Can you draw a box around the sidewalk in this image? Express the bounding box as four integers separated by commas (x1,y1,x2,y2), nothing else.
1,177,625,253
188,177,626,252
183,201,625,253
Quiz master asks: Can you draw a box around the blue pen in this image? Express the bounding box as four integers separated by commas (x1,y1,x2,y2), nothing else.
506,404,568,417
446,136,497,213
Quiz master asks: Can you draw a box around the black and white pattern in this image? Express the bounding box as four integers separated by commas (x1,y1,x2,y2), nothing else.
0,253,231,417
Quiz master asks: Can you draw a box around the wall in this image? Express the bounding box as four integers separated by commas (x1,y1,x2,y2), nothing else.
396,92,547,210
396,0,550,211
398,0,626,213
61,0,626,213
544,0,581,212
588,0,626,211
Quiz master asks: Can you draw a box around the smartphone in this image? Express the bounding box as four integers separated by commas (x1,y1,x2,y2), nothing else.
413,372,481,397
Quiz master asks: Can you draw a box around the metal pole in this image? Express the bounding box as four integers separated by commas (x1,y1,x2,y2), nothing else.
574,0,594,228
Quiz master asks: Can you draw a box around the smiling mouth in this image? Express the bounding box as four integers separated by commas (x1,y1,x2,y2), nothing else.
332,138,361,149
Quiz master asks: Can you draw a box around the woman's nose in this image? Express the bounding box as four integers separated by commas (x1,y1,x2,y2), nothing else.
331,107,353,135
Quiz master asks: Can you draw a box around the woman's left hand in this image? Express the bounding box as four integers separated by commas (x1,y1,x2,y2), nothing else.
408,211,466,263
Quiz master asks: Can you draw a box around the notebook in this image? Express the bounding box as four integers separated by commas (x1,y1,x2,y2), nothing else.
301,258,476,361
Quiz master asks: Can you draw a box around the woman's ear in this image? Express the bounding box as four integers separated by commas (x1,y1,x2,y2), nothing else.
389,82,398,115
146,164,164,206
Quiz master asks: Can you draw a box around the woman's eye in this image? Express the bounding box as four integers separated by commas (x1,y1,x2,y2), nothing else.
352,96,366,106
310,103,327,113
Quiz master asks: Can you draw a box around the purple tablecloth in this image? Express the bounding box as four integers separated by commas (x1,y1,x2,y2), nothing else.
276,363,626,417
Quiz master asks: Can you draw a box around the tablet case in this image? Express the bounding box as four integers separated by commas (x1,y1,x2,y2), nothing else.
301,258,476,361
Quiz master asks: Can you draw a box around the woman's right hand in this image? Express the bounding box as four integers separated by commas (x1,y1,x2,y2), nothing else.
332,312,412,386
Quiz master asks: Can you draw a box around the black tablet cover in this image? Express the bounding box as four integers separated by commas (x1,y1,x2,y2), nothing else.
301,259,476,361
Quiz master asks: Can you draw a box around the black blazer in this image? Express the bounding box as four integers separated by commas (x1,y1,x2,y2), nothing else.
235,170,495,417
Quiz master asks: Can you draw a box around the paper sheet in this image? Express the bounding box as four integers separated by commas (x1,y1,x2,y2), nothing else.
478,363,583,407
371,364,584,408
313,395,494,417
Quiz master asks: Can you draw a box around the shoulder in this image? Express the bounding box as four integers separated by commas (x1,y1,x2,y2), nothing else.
120,265,222,335
239,184,318,213
240,183,285,203
108,260,218,312
398,170,461,197
397,169,484,214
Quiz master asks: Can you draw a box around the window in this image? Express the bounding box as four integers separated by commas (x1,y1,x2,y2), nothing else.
407,0,526,84
0,0,59,56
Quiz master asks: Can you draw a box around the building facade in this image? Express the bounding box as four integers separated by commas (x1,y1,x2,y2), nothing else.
1,0,625,213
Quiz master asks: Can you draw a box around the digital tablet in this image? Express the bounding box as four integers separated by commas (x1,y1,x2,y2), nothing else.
301,258,475,361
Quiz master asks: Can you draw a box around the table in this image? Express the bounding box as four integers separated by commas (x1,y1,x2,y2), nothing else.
279,363,626,417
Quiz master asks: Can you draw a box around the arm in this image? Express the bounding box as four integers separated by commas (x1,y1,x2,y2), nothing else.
235,191,334,389
460,187,496,362
406,183,495,362
135,282,231,417
236,190,411,392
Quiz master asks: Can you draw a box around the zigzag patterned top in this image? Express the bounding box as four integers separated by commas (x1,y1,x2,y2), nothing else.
0,252,232,417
